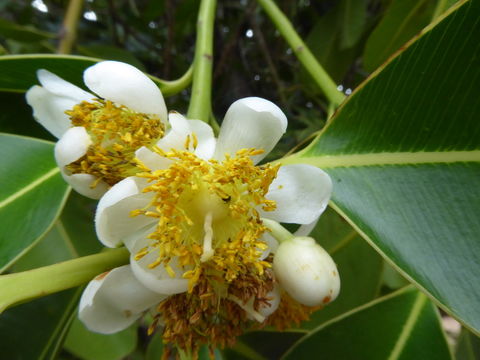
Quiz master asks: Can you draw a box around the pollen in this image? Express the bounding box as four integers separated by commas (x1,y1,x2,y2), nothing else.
132,148,319,356
133,147,280,290
65,99,165,186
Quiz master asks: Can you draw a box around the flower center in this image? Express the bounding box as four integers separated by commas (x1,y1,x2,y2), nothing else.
132,147,279,290
65,99,165,186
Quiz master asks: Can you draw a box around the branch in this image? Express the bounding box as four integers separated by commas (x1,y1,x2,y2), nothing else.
256,0,345,106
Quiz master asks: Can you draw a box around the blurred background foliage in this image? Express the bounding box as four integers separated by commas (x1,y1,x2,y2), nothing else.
0,0,466,359
0,0,453,156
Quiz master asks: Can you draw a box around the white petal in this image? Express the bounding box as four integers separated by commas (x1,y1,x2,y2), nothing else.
260,164,332,224
130,238,189,295
214,97,287,163
155,113,215,160
155,113,189,151
95,177,155,248
135,146,172,171
188,119,216,160
83,61,167,122
79,265,165,334
37,69,93,101
60,172,108,199
26,85,75,138
54,127,91,167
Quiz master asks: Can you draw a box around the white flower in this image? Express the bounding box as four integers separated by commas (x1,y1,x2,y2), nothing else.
273,236,340,307
79,97,333,338
26,61,168,199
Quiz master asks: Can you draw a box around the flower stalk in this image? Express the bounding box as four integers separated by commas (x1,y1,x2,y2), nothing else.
187,0,217,123
160,65,194,97
58,0,84,54
262,218,294,243
0,247,129,313
256,0,346,106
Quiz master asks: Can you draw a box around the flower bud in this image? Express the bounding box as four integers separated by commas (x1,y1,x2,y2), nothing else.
273,236,340,307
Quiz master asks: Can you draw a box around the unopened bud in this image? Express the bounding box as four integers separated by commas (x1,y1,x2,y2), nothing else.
273,236,340,307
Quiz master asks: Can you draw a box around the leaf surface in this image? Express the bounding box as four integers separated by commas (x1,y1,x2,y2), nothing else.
285,0,480,333
0,133,69,272
0,54,179,95
283,287,452,360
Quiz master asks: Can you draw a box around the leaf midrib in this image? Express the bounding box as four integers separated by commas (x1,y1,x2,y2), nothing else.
281,150,480,168
387,292,427,360
0,167,60,208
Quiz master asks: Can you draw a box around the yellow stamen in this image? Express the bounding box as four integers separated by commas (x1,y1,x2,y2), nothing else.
65,99,165,186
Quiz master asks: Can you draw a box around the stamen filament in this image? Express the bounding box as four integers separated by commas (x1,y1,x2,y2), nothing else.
200,212,214,262
229,295,265,323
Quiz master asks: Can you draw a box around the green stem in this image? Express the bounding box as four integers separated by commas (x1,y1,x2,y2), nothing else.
187,0,217,122
158,65,194,97
256,0,345,106
58,0,84,54
0,247,129,313
262,218,294,243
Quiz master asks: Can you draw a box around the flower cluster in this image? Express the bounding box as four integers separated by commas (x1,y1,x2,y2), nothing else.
27,61,340,358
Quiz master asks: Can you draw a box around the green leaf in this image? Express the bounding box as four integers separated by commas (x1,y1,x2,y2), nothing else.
224,331,304,360
285,0,480,334
59,191,102,257
64,318,137,360
0,133,69,272
2,221,85,360
363,0,437,72
77,45,146,71
303,5,361,84
283,287,452,360
0,289,80,360
0,54,181,95
0,18,55,42
338,0,368,49
146,335,165,360
456,328,480,360
302,208,383,328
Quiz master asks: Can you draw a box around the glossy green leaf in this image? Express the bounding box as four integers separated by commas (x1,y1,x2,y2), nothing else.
363,0,436,72
64,318,137,360
284,287,452,360
456,329,480,360
285,0,480,334
0,133,69,272
303,208,383,328
0,54,181,95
